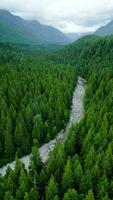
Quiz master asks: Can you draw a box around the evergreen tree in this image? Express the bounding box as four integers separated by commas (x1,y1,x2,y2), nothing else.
14,120,24,150
4,191,14,200
84,189,95,200
46,176,58,200
4,130,14,159
30,188,39,200
32,114,43,142
24,192,30,200
63,188,78,200
62,158,74,192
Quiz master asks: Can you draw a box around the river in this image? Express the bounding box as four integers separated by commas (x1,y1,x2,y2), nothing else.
0,76,86,176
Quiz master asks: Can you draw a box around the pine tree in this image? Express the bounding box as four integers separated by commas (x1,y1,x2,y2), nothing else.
84,189,95,200
30,144,42,173
73,159,84,191
4,114,14,158
97,175,109,200
63,188,78,200
103,142,113,178
4,130,14,159
17,169,30,199
24,192,30,200
32,114,43,142
25,104,33,133
30,188,39,200
62,158,74,192
4,191,14,200
53,195,59,200
102,194,110,200
46,176,58,200
6,174,14,195
14,119,24,149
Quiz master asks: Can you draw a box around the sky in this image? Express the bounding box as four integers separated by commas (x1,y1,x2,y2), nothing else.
0,0,113,33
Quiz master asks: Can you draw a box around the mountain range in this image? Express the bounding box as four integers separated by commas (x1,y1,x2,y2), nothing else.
0,9,113,45
0,9,69,45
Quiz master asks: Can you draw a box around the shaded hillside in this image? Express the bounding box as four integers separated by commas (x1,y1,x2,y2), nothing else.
0,9,69,44
95,20,113,36
51,35,113,77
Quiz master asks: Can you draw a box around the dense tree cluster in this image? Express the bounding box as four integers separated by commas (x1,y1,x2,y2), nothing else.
0,45,77,165
43,67,113,200
0,34,113,199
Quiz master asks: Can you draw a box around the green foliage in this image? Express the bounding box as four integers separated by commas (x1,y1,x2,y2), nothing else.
0,45,77,165
4,191,14,200
46,176,58,200
62,158,74,193
63,189,78,200
29,188,39,200
24,192,30,200
84,189,95,200
44,35,113,199
1,34,113,199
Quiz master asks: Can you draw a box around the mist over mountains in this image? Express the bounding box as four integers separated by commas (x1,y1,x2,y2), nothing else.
0,9,69,45
0,9,113,45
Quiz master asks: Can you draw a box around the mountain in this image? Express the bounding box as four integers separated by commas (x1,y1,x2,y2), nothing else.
95,20,113,36
66,33,81,41
66,32,92,42
0,9,69,44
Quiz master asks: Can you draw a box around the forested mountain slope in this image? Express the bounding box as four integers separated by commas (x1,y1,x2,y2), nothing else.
0,9,69,44
51,35,113,72
0,35,113,199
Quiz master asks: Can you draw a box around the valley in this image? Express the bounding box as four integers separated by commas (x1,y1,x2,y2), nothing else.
0,77,86,176
0,10,113,199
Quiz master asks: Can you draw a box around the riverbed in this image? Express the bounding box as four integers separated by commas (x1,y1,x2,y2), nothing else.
0,76,86,176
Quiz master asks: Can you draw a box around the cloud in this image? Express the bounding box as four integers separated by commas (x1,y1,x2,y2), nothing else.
0,0,113,32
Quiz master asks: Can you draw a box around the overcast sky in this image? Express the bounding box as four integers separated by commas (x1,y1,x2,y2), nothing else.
0,0,113,33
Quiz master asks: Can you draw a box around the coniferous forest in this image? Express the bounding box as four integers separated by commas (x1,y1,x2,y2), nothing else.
0,34,113,200
0,43,77,165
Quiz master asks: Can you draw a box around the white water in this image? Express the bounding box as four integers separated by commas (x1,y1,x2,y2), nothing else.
0,77,86,176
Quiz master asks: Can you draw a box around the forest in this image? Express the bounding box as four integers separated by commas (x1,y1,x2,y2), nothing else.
0,43,77,165
0,34,113,199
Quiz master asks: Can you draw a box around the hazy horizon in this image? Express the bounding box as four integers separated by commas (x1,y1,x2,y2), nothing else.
0,0,113,33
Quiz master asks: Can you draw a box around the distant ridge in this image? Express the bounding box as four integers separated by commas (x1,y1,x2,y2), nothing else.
66,32,92,42
0,9,70,44
95,20,113,36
